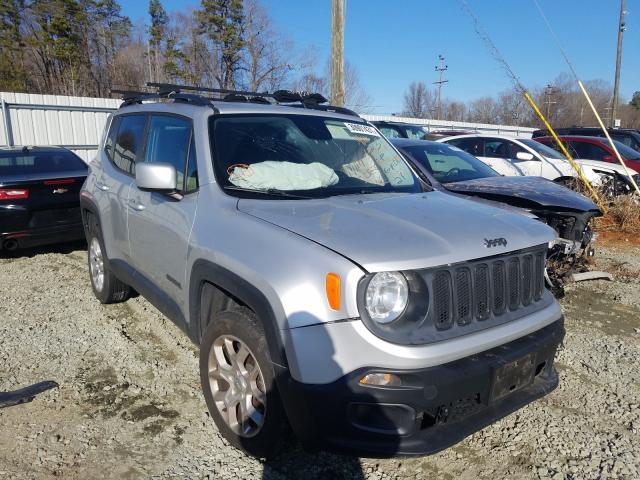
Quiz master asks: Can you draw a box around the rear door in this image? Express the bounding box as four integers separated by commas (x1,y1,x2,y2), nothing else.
127,114,199,307
0,150,88,234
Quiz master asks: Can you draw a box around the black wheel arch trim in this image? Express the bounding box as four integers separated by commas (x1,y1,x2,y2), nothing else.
79,193,101,237
188,259,285,363
188,258,319,447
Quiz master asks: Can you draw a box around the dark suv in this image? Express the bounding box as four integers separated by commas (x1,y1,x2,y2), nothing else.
531,127,640,153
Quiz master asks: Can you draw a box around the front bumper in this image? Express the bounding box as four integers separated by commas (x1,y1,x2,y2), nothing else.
280,318,564,457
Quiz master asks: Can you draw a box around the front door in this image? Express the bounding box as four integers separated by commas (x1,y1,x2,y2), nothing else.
483,138,542,176
127,114,199,308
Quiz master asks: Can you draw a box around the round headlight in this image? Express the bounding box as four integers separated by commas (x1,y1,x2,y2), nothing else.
365,272,409,324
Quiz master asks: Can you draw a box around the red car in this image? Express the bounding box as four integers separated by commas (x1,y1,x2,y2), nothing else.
534,135,640,171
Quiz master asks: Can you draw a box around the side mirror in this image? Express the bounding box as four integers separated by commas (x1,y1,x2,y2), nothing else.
135,162,177,192
516,151,535,161
602,155,614,162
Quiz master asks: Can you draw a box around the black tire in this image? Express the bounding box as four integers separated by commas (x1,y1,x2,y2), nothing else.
86,215,131,304
199,308,286,459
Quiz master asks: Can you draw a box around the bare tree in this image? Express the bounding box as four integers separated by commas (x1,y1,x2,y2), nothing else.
495,88,531,125
402,81,435,118
244,0,293,92
442,100,466,122
343,62,373,112
467,96,499,123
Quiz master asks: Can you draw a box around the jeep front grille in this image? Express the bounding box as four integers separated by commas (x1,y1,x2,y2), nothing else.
429,246,547,332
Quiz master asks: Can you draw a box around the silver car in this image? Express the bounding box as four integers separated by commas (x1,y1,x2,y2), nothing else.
80,87,565,458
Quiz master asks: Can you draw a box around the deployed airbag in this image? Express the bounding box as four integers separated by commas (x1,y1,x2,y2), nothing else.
229,161,339,191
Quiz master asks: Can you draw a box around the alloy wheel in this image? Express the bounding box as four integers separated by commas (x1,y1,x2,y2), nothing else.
208,335,267,438
89,237,104,292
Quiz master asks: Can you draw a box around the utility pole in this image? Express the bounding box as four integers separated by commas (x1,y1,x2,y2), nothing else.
433,55,448,120
611,0,626,127
544,84,557,120
331,0,345,106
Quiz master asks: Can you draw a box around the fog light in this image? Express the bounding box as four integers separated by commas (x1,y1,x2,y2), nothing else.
359,372,401,387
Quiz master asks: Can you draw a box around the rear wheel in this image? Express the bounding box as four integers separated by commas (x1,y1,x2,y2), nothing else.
86,217,131,304
199,308,286,458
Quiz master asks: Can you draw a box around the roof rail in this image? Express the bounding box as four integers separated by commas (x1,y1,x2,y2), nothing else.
113,83,360,117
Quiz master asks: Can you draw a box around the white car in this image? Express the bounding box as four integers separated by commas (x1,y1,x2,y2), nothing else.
439,134,637,188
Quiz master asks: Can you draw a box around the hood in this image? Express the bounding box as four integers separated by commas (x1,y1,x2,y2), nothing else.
574,158,639,175
237,191,556,272
444,176,599,212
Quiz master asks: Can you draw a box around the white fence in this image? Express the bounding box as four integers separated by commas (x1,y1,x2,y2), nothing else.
0,92,534,163
0,92,119,162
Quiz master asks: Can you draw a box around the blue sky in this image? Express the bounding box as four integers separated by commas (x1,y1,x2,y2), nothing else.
120,0,639,114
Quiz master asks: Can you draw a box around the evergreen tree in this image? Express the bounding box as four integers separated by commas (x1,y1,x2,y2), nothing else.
196,0,244,89
148,0,168,82
0,0,27,92
631,91,640,111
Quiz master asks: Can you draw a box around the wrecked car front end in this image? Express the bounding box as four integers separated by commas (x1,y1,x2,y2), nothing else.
441,176,602,295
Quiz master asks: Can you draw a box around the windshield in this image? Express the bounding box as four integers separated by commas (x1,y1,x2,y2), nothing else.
210,115,421,198
602,139,640,160
402,143,500,183
519,139,565,159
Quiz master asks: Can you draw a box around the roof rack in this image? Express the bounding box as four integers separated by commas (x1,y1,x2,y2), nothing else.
149,83,360,116
111,88,213,108
112,83,360,117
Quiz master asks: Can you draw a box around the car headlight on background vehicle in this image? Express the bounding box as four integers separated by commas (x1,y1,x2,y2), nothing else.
364,271,409,324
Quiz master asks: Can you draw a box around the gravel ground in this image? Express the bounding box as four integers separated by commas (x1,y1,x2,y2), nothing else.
0,241,638,479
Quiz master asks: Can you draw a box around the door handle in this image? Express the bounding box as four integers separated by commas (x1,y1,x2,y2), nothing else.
129,200,145,211
96,182,109,191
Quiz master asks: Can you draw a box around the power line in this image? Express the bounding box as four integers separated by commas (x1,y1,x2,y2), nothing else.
458,0,525,93
611,0,626,127
531,0,579,80
433,54,448,120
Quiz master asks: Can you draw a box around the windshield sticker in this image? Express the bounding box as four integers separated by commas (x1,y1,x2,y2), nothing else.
344,123,380,137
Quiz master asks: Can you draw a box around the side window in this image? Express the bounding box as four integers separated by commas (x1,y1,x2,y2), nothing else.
104,116,120,161
484,139,525,159
572,142,607,160
142,115,193,191
378,126,402,138
113,115,146,174
561,141,580,158
448,138,484,157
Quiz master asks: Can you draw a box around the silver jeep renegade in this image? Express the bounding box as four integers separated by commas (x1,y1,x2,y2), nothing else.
80,86,565,458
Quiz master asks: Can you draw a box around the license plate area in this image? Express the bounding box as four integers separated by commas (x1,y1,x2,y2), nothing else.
490,352,536,402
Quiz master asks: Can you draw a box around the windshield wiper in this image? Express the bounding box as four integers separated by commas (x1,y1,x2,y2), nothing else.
223,185,312,199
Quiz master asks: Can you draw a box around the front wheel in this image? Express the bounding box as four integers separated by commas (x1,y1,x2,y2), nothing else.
199,308,286,458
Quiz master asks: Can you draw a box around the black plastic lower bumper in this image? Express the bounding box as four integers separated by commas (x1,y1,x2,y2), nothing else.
280,318,564,457
0,222,85,250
